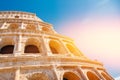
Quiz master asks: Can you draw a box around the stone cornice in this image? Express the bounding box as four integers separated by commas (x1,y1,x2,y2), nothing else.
0,29,73,41
0,19,51,27
0,56,103,66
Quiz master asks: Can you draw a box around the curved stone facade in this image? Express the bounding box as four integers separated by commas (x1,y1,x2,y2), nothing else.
0,11,113,80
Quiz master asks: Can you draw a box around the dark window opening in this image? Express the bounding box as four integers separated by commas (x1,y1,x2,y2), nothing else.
63,78,68,80
0,45,14,54
24,45,40,53
15,15,19,18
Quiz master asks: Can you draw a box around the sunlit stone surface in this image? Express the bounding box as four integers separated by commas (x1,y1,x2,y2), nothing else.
0,11,113,80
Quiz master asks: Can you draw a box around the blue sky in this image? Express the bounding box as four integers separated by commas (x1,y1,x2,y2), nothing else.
0,0,120,78
0,0,120,28
0,0,117,26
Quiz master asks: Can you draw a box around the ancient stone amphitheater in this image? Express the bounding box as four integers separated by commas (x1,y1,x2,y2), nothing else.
0,11,113,80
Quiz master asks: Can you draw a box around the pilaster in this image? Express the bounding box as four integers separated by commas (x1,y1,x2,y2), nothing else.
14,34,25,56
59,39,73,57
93,68,105,80
52,65,60,80
77,67,87,80
41,35,51,56
14,68,20,80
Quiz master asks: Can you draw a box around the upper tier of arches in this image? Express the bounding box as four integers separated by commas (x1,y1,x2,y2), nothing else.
0,37,83,57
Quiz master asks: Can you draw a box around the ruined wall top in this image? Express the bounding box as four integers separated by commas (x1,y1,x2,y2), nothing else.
0,11,43,22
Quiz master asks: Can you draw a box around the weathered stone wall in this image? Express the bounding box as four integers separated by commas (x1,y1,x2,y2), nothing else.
0,11,114,80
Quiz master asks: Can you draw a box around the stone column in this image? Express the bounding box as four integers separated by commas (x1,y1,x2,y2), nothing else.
14,34,25,56
15,68,20,80
93,68,105,79
77,67,87,80
37,22,41,30
41,35,49,56
52,65,60,80
58,39,73,57
0,22,6,29
21,22,24,29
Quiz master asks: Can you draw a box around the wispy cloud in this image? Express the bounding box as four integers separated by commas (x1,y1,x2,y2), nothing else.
115,76,120,80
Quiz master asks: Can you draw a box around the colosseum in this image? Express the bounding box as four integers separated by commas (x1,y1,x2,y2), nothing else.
0,11,114,80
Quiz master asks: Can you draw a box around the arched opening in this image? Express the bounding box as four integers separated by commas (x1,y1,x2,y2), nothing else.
0,38,15,54
66,44,82,56
63,72,81,80
24,45,40,53
27,73,49,80
0,45,14,54
49,40,66,54
101,72,111,80
42,27,50,32
26,24,36,30
15,15,19,18
87,71,99,80
49,40,60,54
24,38,41,54
42,27,54,33
8,23,19,29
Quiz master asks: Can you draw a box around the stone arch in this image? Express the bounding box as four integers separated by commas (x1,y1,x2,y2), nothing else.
87,71,99,80
66,44,81,56
8,23,19,29
42,27,50,32
101,72,111,80
63,72,81,80
27,73,49,80
42,26,53,33
15,15,19,18
26,24,36,30
49,40,66,54
0,38,15,54
24,38,41,53
0,45,14,54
